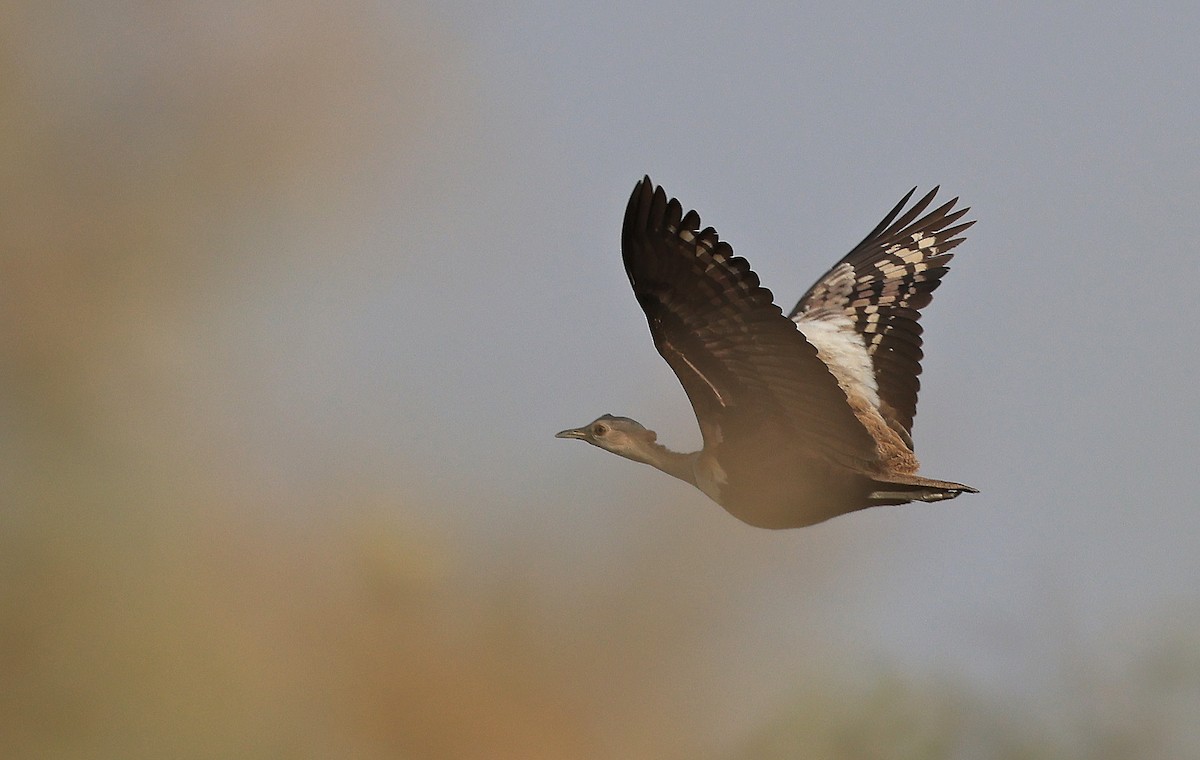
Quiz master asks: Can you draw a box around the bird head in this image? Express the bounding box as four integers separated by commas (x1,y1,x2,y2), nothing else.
555,414,658,461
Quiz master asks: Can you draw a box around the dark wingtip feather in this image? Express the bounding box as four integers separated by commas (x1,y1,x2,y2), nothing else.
862,187,918,242
666,197,683,228
889,187,940,232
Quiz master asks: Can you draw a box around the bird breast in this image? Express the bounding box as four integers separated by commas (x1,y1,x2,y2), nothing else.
693,452,728,503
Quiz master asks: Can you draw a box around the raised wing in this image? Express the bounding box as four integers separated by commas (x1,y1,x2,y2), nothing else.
621,176,878,470
790,188,973,444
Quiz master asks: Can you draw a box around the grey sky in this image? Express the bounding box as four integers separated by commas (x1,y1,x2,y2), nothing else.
355,0,1200,695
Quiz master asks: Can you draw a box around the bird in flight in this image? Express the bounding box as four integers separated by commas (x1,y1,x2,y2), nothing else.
556,176,977,529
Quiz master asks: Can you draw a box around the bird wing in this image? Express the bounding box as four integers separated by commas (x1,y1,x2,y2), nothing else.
621,176,878,470
789,188,973,443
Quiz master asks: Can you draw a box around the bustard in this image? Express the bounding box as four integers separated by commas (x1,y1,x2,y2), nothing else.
557,176,978,529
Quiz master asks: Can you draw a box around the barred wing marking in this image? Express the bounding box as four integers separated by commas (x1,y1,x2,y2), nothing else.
790,188,974,445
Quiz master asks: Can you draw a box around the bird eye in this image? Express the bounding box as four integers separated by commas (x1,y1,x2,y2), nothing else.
592,423,609,436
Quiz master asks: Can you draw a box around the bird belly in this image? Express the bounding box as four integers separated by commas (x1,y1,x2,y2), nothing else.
714,455,876,529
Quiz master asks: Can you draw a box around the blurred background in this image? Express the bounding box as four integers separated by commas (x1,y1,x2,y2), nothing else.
2,2,1199,758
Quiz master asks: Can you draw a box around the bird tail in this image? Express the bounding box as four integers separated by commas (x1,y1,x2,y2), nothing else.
866,473,978,506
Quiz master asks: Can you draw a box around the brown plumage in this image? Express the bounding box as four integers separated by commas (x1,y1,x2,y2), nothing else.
556,177,977,528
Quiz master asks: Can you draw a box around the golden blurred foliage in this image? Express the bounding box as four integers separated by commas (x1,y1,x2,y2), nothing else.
0,3,585,757
0,4,793,757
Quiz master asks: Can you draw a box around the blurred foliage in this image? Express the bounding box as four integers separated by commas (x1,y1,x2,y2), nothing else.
730,627,1200,760
1,3,1198,759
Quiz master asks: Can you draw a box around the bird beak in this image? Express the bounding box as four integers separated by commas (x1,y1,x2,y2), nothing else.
555,427,588,440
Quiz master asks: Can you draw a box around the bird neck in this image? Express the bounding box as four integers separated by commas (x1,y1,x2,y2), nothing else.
634,440,698,487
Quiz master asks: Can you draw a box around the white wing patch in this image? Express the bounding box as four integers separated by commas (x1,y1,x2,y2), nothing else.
794,313,881,411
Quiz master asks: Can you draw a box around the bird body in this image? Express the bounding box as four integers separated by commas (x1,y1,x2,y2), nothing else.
557,177,977,528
